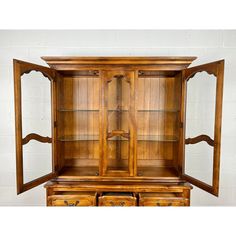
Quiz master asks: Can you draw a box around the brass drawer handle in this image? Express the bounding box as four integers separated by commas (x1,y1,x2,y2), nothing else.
156,202,172,206
64,200,80,206
110,201,125,206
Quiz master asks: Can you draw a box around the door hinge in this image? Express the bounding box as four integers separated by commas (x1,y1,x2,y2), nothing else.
54,121,57,127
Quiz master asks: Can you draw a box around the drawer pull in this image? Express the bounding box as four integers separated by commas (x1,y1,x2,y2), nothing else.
64,200,80,206
156,202,172,206
110,201,125,206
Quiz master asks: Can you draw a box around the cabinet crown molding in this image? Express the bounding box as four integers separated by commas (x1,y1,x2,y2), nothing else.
41,56,197,70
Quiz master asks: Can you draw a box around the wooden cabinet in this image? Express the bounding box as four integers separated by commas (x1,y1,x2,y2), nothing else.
13,56,224,206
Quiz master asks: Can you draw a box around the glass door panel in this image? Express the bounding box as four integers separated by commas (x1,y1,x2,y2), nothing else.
182,60,224,196
21,71,52,183
185,71,216,186
14,59,56,194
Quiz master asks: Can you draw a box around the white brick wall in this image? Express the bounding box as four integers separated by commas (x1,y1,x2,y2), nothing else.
0,30,235,206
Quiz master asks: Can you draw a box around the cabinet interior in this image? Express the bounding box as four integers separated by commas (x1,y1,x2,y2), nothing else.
56,70,181,179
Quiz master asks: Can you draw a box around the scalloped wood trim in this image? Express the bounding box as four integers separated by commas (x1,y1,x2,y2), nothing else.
22,133,52,145
184,60,223,81
13,59,55,81
185,135,214,146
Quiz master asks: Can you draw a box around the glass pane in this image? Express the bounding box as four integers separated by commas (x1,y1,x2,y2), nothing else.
21,71,52,183
23,141,52,183
185,72,216,185
107,75,130,172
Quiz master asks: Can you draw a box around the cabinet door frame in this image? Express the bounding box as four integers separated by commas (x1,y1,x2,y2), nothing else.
14,59,58,194
99,70,137,177
181,60,224,196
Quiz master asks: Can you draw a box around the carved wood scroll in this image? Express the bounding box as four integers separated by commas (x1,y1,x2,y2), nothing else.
185,135,214,147
14,59,55,81
22,133,52,145
21,69,52,81
107,130,130,139
184,61,220,81
105,72,131,83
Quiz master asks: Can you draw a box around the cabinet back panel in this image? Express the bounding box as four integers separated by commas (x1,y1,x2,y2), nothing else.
57,111,99,137
136,75,181,167
57,76,100,168
56,74,181,169
137,142,176,160
58,76,99,110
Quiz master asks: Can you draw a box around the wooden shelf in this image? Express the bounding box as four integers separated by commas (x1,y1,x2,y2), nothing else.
58,135,178,142
58,109,99,112
58,135,99,141
58,166,179,179
57,109,179,113
138,109,179,113
137,135,179,142
59,167,99,177
137,167,179,178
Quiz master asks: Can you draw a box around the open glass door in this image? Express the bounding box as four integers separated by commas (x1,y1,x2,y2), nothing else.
14,59,57,194
182,60,224,196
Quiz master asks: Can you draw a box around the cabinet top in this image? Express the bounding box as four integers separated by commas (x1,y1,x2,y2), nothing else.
41,56,197,71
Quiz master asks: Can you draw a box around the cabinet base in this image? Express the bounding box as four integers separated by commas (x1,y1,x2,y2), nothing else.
45,181,192,206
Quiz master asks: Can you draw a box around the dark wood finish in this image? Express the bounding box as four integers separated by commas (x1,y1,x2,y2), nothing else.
13,56,224,206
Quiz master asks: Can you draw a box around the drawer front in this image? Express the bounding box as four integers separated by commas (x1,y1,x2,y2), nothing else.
99,196,137,206
140,198,187,206
139,193,189,207
48,194,96,206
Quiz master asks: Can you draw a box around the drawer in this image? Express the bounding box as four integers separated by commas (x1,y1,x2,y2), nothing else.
139,193,188,206
99,193,137,206
48,192,97,206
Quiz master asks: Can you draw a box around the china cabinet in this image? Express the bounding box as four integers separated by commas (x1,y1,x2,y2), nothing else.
13,56,224,206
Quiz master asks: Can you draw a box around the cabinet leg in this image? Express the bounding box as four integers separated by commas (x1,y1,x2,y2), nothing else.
183,189,191,206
